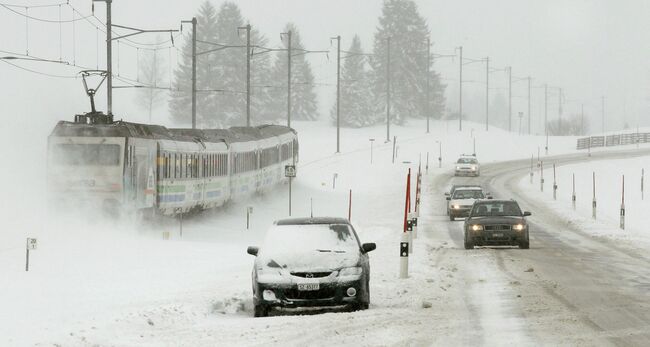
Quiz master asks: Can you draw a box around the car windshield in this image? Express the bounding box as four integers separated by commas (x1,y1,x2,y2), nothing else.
259,224,360,269
457,158,477,164
453,190,485,199
471,201,522,217
263,224,359,254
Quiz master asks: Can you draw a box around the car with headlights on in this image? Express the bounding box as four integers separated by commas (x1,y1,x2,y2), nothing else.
463,200,531,249
444,184,484,214
454,155,480,176
447,187,488,220
246,217,376,317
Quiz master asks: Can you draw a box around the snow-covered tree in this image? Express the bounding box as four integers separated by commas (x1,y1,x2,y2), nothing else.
370,0,445,124
268,23,318,122
169,1,219,127
330,35,376,127
169,1,272,128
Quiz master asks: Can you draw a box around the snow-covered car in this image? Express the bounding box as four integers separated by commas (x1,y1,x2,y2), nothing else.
454,155,480,176
446,187,488,220
246,217,376,317
463,200,531,249
445,184,483,214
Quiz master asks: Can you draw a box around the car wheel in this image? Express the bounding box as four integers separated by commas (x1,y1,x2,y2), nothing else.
449,214,455,221
464,239,474,249
519,240,530,249
254,304,269,317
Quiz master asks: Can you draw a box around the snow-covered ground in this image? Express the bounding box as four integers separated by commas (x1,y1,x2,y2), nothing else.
3,117,641,346
518,155,650,247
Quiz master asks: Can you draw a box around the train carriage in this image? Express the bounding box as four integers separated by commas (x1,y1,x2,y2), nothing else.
47,113,298,217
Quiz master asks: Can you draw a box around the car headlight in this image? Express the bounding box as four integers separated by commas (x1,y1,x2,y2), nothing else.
453,204,460,209
338,267,363,276
513,224,525,231
471,224,483,231
456,166,461,170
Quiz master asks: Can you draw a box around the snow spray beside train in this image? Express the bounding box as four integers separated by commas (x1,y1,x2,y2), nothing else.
46,112,298,217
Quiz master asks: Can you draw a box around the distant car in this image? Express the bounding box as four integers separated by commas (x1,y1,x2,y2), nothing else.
247,217,376,317
455,155,480,176
444,184,489,214
447,187,488,220
463,200,531,249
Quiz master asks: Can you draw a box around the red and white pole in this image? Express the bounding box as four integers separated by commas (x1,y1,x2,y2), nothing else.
400,169,411,279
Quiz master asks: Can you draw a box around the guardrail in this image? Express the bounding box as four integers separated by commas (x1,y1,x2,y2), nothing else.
576,132,650,150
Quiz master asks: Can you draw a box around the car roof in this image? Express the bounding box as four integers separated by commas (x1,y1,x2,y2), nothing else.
275,217,352,226
454,187,483,191
474,199,517,204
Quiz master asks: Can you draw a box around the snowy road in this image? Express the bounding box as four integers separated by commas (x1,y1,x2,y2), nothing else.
435,148,650,345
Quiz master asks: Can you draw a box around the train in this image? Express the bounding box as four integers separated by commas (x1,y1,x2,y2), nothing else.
47,112,298,217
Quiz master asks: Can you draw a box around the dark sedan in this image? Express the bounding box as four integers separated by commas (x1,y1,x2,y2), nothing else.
463,200,531,249
247,217,376,317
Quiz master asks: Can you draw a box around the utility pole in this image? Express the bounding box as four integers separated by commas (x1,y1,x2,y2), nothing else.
238,24,251,127
458,46,463,131
94,0,178,119
181,18,197,129
527,76,531,135
544,83,548,155
106,0,112,116
386,37,391,143
485,57,489,131
334,35,341,152
285,31,292,128
507,66,512,132
426,38,430,133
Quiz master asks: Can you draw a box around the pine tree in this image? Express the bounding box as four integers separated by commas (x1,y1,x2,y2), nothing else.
330,35,375,127
268,23,319,123
370,0,445,124
169,1,272,128
169,1,219,127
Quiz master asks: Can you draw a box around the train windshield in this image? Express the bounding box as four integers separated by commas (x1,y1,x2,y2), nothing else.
51,144,121,166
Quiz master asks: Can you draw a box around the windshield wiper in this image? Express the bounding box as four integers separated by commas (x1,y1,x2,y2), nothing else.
316,249,332,252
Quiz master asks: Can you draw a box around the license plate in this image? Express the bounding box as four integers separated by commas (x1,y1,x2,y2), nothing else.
297,283,320,291
492,233,504,237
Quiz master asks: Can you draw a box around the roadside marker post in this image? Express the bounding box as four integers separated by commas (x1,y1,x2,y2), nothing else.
539,161,544,192
407,217,414,254
400,169,411,279
553,164,557,200
25,238,37,272
246,206,253,230
592,172,597,220
425,152,429,175
572,173,576,210
392,136,397,164
348,189,352,221
332,173,338,189
620,175,625,230
529,155,534,184
642,168,644,201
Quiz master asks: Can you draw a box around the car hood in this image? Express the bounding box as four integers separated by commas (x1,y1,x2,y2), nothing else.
257,249,360,273
467,216,525,224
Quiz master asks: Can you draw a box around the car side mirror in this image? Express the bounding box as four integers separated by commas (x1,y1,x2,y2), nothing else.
523,211,532,217
361,243,376,253
444,192,450,196
247,246,259,256
446,197,451,201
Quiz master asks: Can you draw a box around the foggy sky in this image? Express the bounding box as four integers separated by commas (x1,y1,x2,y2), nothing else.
1,0,649,134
